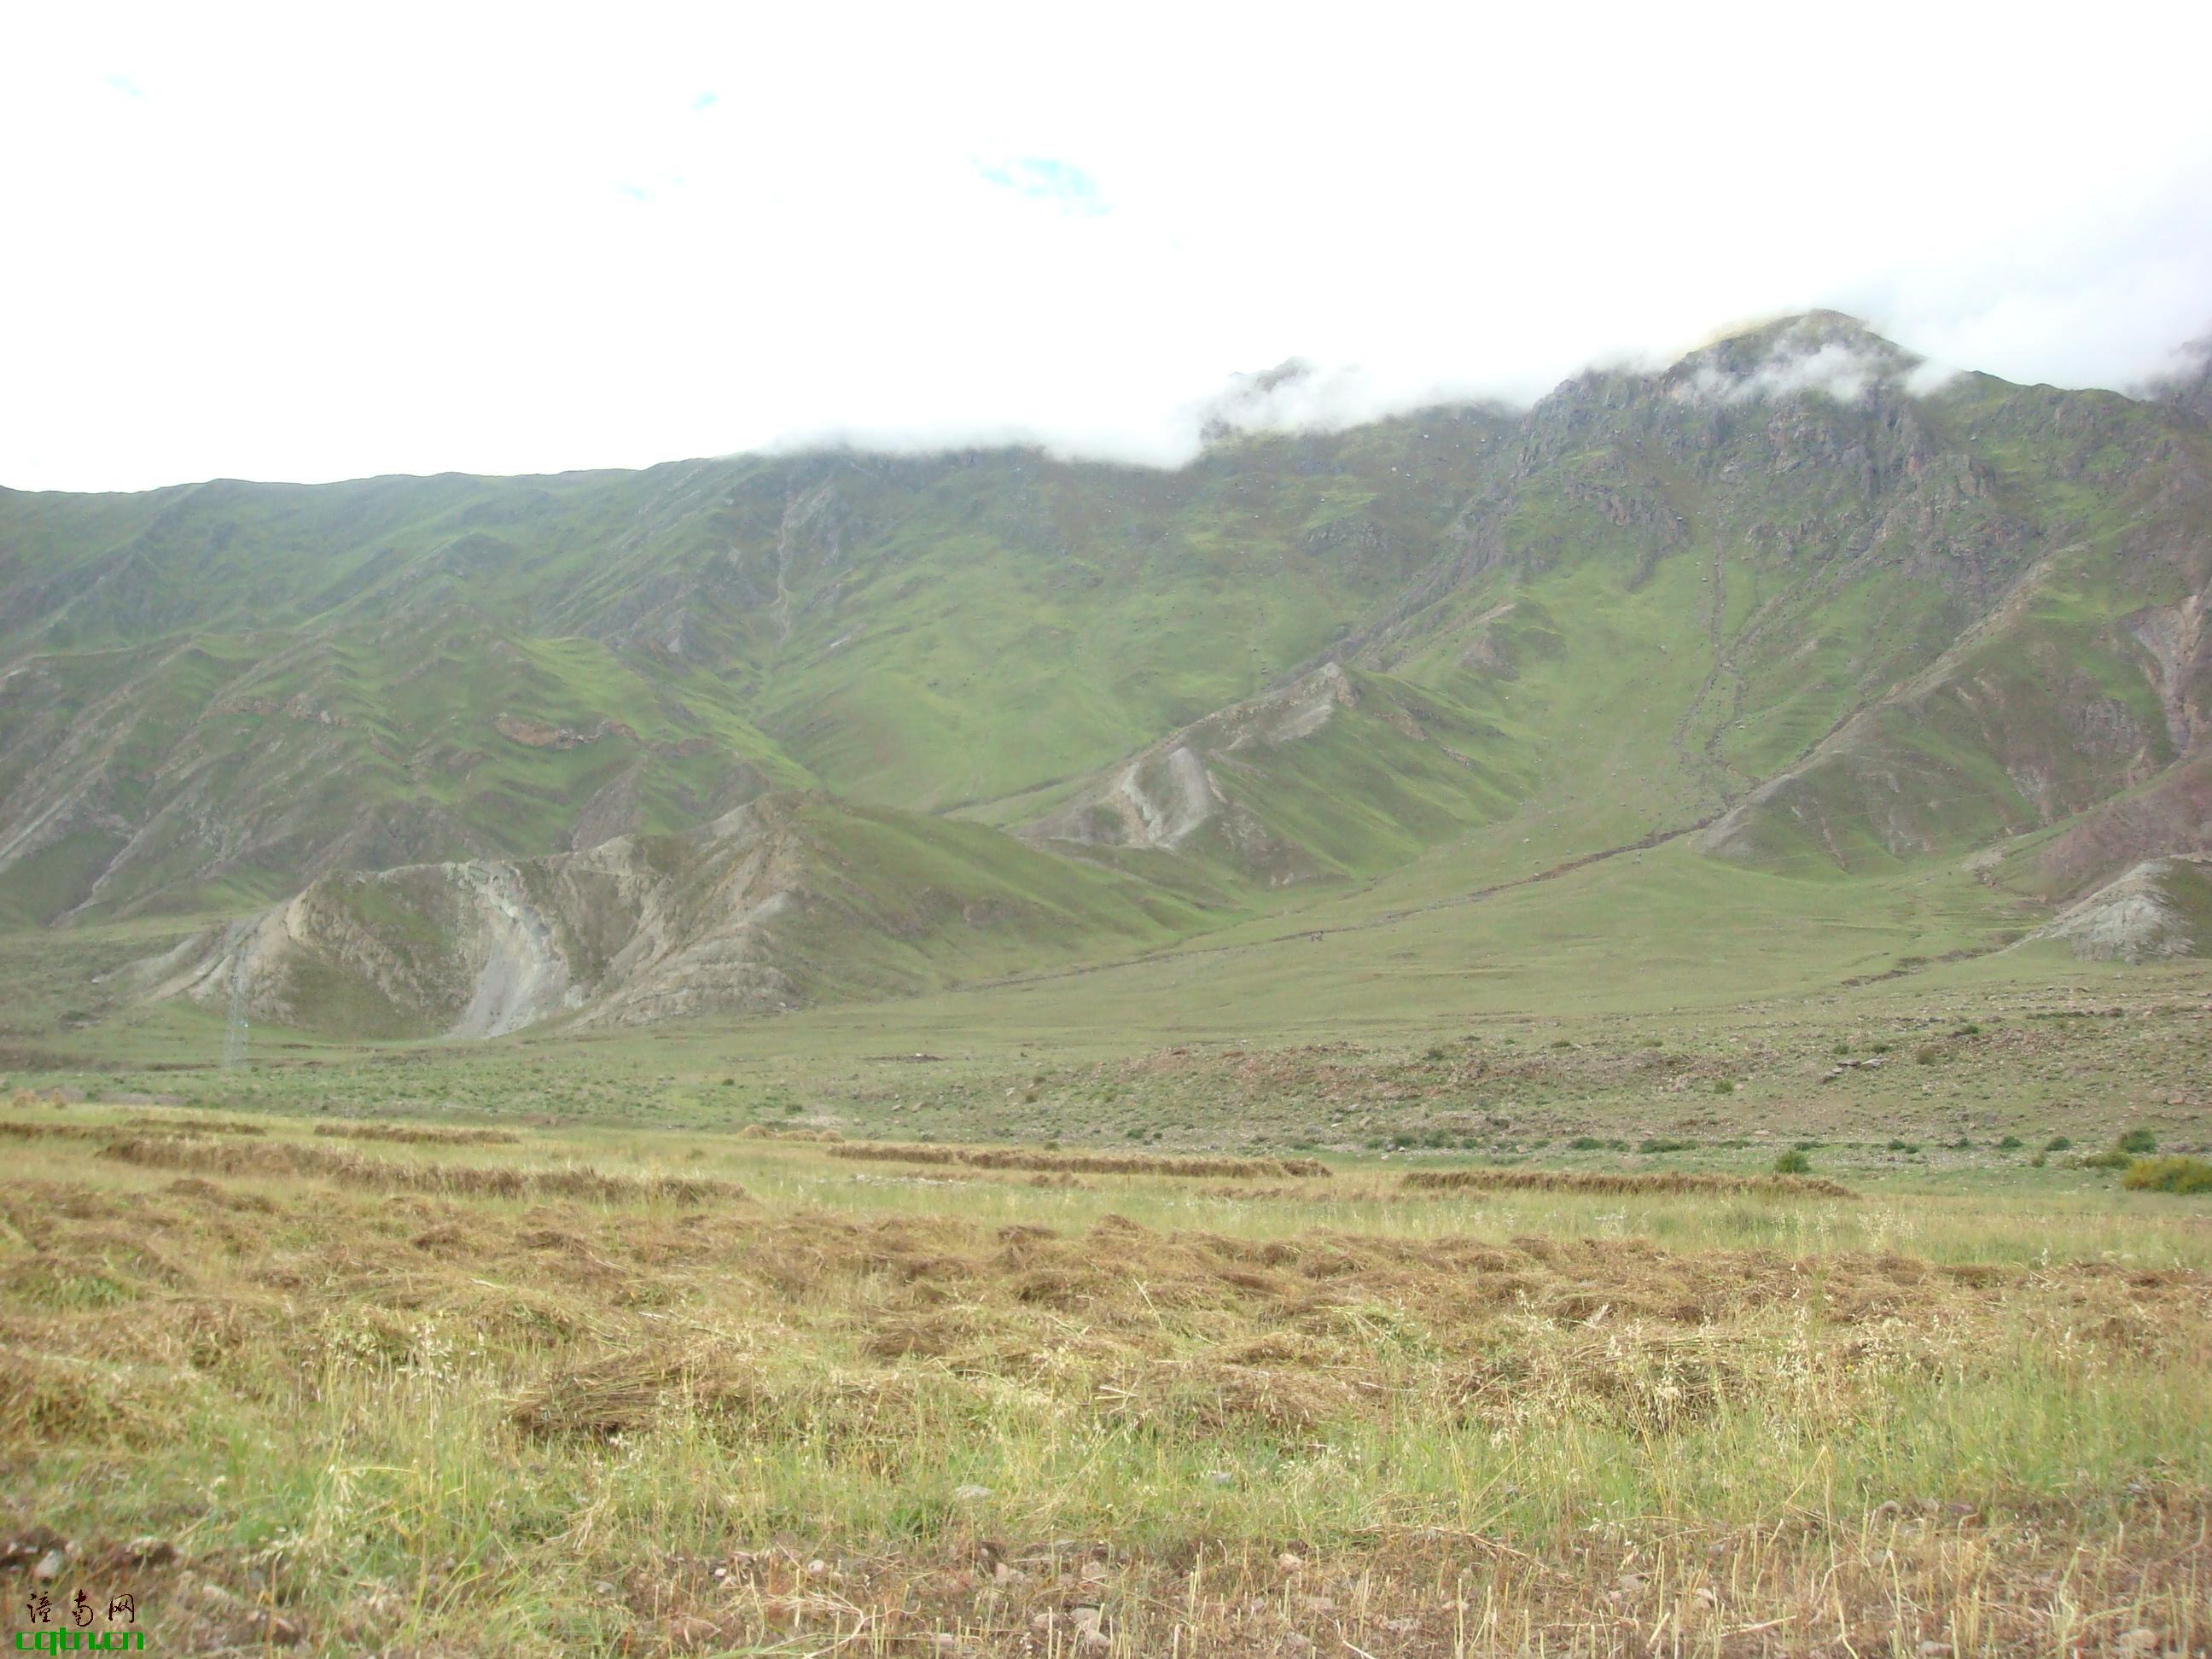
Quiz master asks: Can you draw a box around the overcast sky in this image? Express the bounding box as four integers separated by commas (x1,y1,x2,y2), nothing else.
7,2,2212,492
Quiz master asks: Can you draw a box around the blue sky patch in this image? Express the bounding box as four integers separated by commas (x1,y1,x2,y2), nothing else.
975,156,1107,215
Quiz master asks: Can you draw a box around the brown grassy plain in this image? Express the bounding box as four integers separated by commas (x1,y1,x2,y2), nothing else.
1,1105,2207,1656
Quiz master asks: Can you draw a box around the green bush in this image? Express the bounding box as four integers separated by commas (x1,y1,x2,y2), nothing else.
1712,1079,1736,1096
1567,1135,1606,1150
1997,1135,2023,1150
2075,1149,2130,1170
2044,1136,2072,1152
1639,1137,1692,1154
2122,1155,2212,1194
1771,1149,1812,1175
1914,1045,1941,1065
2116,1128,2158,1155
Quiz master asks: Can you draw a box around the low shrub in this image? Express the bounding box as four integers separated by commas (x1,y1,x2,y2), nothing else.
1771,1149,1812,1175
2116,1128,2158,1155
2122,1155,2212,1195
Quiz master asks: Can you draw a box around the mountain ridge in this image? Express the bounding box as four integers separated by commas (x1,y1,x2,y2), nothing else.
6,311,2210,1034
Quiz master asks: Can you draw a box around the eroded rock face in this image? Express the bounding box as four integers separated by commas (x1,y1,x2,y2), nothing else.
2029,751,2212,900
2129,590,2210,754
129,784,1195,1036
1025,664,1360,881
2024,857,2212,963
141,802,812,1036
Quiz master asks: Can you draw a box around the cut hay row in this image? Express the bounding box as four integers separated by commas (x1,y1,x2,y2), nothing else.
830,1140,1329,1179
1,1115,271,1142
313,1121,520,1145
96,1136,749,1206
0,1118,123,1142
121,1115,267,1136
1400,1166,1856,1199
733,1125,845,1143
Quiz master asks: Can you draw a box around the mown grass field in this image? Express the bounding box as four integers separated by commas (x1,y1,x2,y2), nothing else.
3,1095,2208,1656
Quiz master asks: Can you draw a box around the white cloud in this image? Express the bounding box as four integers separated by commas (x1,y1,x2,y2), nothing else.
1904,358,1967,400
1685,341,1883,406
3,0,2211,490
1674,319,1923,407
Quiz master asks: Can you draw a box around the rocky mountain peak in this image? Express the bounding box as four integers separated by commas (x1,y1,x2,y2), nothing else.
1665,311,1921,407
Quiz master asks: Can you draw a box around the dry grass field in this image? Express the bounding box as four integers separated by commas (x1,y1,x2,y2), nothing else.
2,1103,2209,1656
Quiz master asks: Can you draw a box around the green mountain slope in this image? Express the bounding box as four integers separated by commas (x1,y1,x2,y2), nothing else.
4,310,2209,1037
1012,662,1531,888
0,427,1499,920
